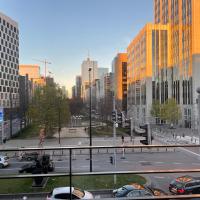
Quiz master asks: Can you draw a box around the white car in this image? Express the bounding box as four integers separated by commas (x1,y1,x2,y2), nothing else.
0,156,9,168
46,187,93,200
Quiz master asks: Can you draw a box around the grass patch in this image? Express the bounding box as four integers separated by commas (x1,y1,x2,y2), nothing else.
92,125,129,137
13,124,40,139
0,174,146,194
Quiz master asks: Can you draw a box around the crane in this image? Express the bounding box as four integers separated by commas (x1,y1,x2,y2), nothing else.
33,59,51,80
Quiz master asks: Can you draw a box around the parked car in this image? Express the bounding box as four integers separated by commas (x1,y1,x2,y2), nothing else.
0,156,9,168
169,175,200,195
113,183,167,198
46,187,93,200
19,154,54,173
19,152,39,161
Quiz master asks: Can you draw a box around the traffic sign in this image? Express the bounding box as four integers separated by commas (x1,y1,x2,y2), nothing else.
0,108,4,123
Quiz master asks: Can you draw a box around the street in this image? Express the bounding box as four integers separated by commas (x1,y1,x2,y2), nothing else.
1,142,200,194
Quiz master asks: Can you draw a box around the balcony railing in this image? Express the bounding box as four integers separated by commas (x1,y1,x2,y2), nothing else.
1,144,200,199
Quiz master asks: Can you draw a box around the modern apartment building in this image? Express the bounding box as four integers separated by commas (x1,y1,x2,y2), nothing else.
112,53,128,112
154,0,200,128
81,57,98,101
127,24,170,125
0,12,20,139
0,12,19,109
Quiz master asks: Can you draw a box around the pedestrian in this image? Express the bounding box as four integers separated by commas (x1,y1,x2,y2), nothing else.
121,135,124,144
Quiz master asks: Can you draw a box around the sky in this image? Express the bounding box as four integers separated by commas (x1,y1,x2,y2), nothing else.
0,0,153,95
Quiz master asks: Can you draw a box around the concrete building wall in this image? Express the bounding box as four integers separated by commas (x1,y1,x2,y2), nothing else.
19,65,40,79
0,12,19,109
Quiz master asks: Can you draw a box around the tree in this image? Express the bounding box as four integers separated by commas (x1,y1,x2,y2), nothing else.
27,84,70,137
151,100,162,121
162,98,181,125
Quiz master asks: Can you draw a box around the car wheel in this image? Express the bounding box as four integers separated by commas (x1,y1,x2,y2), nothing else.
27,157,31,161
0,164,4,168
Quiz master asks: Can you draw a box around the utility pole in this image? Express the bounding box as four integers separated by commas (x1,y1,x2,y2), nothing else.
196,87,200,146
113,92,117,184
89,67,92,172
9,85,13,138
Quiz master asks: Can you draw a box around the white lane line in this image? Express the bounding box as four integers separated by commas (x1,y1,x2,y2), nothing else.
154,176,165,179
139,161,147,163
121,160,130,163
56,165,89,169
0,168,20,170
179,147,200,157
155,162,164,164
172,162,182,165
10,161,30,164
192,163,200,165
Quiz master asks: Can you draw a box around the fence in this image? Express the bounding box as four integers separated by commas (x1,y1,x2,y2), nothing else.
1,144,200,199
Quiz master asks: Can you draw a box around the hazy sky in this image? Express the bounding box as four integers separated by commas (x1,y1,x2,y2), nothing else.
0,0,153,93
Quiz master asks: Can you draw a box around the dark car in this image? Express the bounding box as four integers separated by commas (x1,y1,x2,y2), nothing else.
169,175,200,195
19,162,37,173
19,154,54,173
20,152,39,161
113,183,167,198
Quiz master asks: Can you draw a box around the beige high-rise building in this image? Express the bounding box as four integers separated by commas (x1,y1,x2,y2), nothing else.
19,64,45,87
81,57,98,101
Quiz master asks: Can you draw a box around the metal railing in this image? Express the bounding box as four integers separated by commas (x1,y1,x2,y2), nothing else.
1,144,200,199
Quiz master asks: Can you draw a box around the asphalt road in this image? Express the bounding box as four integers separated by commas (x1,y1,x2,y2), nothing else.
1,146,200,193
1,135,200,198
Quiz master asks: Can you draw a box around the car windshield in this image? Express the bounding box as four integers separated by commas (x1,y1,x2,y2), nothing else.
72,188,85,198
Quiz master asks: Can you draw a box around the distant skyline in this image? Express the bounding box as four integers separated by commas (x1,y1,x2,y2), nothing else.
0,0,153,94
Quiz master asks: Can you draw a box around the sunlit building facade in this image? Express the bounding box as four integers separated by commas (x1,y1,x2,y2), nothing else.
127,24,170,125
154,0,200,128
112,53,128,112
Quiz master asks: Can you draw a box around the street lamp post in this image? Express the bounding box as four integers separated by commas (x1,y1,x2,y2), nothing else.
9,85,13,138
196,87,200,145
88,67,92,172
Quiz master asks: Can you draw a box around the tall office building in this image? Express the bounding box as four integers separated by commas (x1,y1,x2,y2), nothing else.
98,68,108,79
0,12,19,109
19,64,46,88
127,24,169,124
81,57,98,101
154,0,200,128
112,53,128,112
75,75,82,98
0,12,20,139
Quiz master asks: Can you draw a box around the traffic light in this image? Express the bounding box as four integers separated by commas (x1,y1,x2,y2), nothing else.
112,111,117,122
140,124,149,145
110,156,113,164
117,112,123,125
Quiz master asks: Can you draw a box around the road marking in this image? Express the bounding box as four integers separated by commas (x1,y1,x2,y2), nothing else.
155,161,164,164
10,161,30,164
172,162,182,165
0,168,20,170
192,163,200,165
154,176,165,179
179,147,200,157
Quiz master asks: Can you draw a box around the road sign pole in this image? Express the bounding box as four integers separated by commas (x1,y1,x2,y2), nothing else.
113,92,117,185
0,108,4,144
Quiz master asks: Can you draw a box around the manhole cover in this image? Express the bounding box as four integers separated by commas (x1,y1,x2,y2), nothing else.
140,161,152,166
